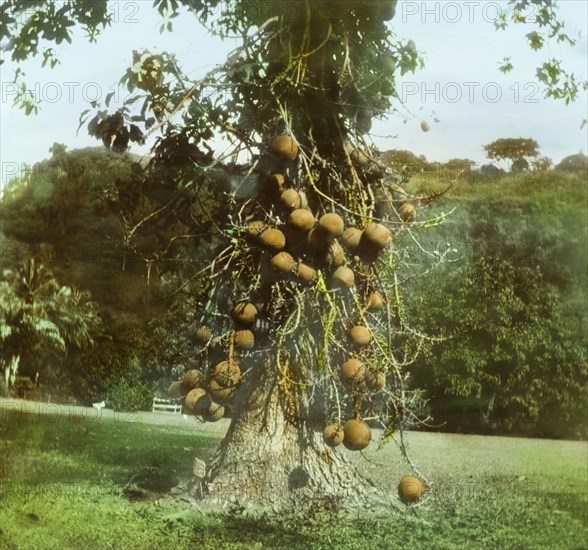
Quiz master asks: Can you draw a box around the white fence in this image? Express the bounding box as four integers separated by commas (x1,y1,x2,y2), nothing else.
151,397,182,413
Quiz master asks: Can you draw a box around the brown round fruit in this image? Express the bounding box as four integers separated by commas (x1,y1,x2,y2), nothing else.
183,369,203,390
361,223,392,250
234,329,255,349
341,358,366,387
318,213,345,239
332,266,355,288
348,325,371,346
270,251,296,273
323,423,344,447
343,418,371,451
398,202,417,223
306,227,326,249
398,475,424,503
341,227,362,252
325,241,345,268
269,134,299,161
194,324,211,343
167,380,187,398
212,361,241,387
350,148,370,165
184,388,211,415
203,402,225,422
259,228,286,251
420,121,430,133
280,188,302,210
245,221,269,242
295,262,318,283
367,291,385,312
289,209,315,232
269,173,287,192
365,370,386,390
231,301,257,326
208,378,237,403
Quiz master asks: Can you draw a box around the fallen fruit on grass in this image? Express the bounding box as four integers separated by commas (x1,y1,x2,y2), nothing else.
398,475,424,503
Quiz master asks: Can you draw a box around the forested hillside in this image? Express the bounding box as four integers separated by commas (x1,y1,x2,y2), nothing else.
399,167,587,438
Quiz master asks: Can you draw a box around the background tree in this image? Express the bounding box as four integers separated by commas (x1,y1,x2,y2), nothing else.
403,174,588,439
495,0,588,104
443,158,477,179
381,149,427,176
555,152,588,174
531,156,553,172
483,137,540,172
0,259,100,391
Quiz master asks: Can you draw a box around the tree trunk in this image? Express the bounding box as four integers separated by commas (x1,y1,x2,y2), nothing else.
180,355,387,511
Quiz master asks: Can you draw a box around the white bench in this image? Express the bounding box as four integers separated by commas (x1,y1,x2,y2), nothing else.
152,397,182,413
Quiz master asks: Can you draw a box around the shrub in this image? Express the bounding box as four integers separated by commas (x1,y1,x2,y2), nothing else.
106,359,153,412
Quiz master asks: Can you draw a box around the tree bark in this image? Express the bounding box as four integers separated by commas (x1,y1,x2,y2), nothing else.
182,355,386,511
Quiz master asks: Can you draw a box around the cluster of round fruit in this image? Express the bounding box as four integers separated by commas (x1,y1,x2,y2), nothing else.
169,299,265,420
167,367,228,422
320,315,388,451
247,136,397,448
247,137,397,289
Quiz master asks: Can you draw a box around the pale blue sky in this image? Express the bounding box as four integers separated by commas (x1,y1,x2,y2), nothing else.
1,0,586,187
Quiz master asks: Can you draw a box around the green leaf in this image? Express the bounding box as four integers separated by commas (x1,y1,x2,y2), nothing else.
499,57,514,74
526,32,544,51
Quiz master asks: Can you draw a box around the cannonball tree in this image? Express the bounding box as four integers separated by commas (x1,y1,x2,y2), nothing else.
2,0,581,510
142,0,433,508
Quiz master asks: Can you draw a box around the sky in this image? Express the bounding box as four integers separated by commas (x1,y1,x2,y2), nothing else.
1,0,587,189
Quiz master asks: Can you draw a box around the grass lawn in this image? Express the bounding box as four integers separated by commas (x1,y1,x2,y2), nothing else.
0,407,586,550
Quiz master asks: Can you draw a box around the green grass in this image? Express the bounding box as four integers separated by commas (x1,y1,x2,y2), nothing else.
0,410,587,549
